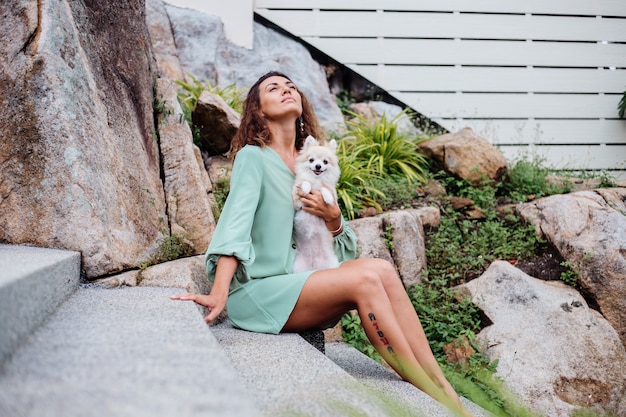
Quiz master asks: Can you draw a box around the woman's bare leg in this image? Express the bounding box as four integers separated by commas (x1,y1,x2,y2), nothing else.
282,259,473,416
362,259,466,410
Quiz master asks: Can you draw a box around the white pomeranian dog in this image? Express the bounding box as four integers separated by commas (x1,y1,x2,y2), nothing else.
292,135,341,273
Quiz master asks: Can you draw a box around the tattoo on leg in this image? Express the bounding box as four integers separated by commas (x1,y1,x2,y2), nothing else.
367,312,405,372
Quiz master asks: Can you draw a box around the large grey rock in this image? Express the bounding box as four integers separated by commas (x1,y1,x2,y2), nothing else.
383,211,427,289
461,261,626,417
517,188,626,347
163,3,345,133
0,0,166,278
420,127,508,184
156,78,215,253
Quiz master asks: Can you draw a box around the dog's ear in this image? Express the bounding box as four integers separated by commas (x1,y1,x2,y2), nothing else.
328,139,338,152
304,135,318,149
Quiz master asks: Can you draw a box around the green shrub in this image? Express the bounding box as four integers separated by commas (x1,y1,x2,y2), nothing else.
336,136,385,220
211,178,231,222
500,157,573,203
344,111,430,184
142,232,194,269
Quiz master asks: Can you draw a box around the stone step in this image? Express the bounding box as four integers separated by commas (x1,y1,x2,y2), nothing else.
0,246,492,416
0,286,260,417
0,244,81,364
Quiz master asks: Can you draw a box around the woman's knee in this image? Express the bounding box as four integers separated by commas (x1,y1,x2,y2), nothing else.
363,258,402,289
349,259,397,295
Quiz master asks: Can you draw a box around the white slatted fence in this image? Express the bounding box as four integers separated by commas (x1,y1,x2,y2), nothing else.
255,0,626,177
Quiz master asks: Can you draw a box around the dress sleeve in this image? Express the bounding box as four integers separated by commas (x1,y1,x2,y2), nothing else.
333,217,358,263
204,147,263,292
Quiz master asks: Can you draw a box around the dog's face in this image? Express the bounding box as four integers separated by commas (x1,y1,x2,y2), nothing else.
296,136,339,178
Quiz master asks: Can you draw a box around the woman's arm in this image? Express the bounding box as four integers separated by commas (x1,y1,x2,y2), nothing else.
170,255,239,323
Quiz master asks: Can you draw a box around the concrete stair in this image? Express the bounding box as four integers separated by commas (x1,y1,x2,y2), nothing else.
0,244,492,417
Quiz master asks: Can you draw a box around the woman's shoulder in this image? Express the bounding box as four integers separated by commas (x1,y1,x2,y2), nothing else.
235,144,274,166
237,144,264,157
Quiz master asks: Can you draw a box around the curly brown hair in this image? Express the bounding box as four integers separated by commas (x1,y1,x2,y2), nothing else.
228,71,325,158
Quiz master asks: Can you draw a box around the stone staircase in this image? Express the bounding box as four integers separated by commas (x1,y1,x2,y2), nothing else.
0,244,491,417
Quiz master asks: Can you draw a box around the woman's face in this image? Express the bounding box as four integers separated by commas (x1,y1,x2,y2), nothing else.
258,75,303,121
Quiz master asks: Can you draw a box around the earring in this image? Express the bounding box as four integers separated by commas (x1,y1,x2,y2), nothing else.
299,116,304,135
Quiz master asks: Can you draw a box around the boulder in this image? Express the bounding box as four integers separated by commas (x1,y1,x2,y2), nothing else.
192,91,240,156
420,127,508,185
156,78,215,253
383,211,427,289
461,261,626,417
349,209,433,289
162,3,345,134
517,188,626,347
0,0,166,278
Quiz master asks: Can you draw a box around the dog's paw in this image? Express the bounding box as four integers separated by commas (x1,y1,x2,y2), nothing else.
300,181,312,195
321,188,335,205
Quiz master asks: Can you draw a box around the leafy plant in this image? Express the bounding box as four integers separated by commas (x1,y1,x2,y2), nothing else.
343,111,430,184
336,89,356,115
211,178,231,222
370,175,418,211
142,232,194,269
559,261,579,286
410,277,482,355
336,137,385,220
500,157,573,203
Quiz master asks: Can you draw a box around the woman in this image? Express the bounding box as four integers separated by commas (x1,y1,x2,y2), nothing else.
171,71,474,417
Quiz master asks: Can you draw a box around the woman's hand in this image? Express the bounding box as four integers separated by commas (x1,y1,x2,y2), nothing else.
170,292,227,323
298,188,341,222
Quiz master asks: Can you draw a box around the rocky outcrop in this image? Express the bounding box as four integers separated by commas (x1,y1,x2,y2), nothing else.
517,188,626,348
383,211,427,289
0,0,166,278
145,0,185,80
420,127,508,184
461,261,626,417
156,79,215,253
161,3,345,133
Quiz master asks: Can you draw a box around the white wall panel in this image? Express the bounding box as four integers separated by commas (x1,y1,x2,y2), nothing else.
496,145,626,171
259,10,626,42
306,38,626,68
256,0,626,17
432,119,626,145
396,92,621,119
350,65,625,94
255,1,626,173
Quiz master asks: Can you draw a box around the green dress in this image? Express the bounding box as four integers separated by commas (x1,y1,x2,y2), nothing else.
205,145,358,334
